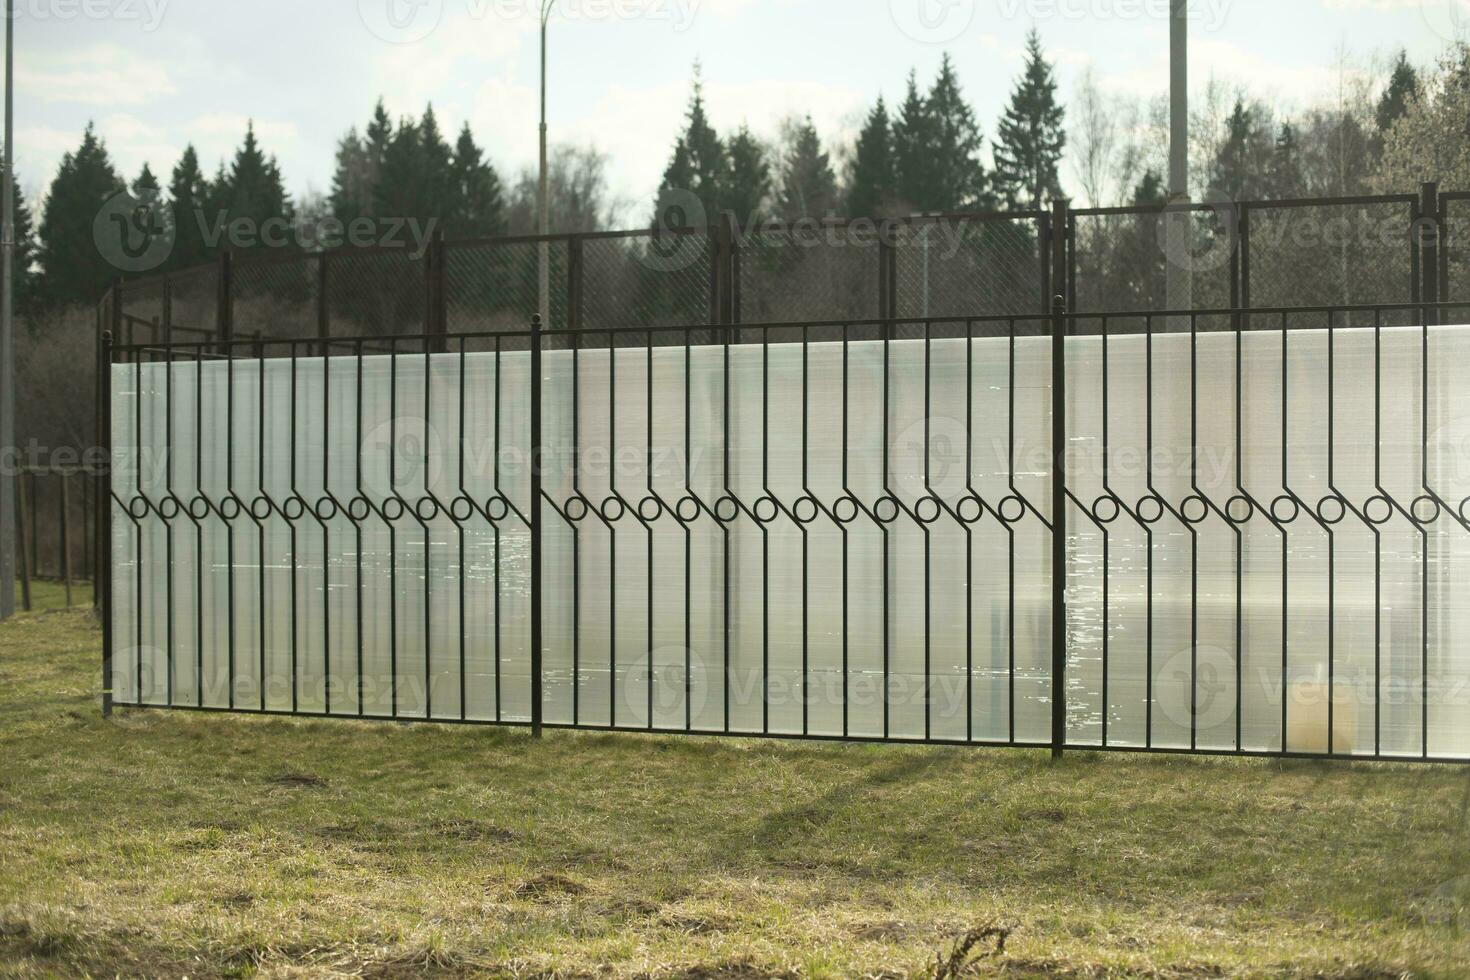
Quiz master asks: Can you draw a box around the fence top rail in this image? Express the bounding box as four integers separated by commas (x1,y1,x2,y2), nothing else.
104,300,1470,358
1070,192,1417,218
1066,299,1470,321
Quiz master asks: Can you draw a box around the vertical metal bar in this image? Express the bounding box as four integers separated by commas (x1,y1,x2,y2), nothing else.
1050,198,1069,760
26,470,35,577
567,235,584,333
217,250,233,351
530,313,544,738
101,329,114,716
317,253,330,355
61,473,72,608
16,473,29,611
1421,182,1440,326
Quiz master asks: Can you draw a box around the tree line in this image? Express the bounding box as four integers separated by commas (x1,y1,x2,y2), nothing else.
9,33,1449,318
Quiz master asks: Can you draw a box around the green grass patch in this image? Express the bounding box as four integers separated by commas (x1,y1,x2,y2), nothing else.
1,607,1468,977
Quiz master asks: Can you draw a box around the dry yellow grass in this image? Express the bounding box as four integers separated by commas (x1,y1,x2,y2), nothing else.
2,603,1468,978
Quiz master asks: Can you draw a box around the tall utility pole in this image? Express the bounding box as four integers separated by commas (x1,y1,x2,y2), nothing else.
537,0,555,325
0,0,15,622
1165,0,1192,317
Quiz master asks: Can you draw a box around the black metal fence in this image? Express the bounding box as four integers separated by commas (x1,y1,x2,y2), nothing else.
12,467,93,610
94,186,1470,761
104,187,1451,350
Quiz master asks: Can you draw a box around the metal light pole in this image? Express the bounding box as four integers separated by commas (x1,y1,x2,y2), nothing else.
1165,0,1192,318
0,0,15,621
537,0,555,325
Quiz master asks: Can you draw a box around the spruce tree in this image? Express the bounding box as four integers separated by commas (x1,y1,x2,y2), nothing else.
419,104,454,222
776,117,838,221
927,54,993,211
132,164,161,207
329,127,373,223
892,71,935,212
653,69,726,226
216,122,293,248
0,146,38,315
375,116,424,222
725,125,771,226
1376,50,1420,135
1208,99,1274,201
991,32,1066,210
1270,123,1306,200
35,123,125,309
167,145,213,269
448,123,505,237
846,96,896,218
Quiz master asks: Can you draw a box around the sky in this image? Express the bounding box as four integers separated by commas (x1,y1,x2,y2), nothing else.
10,0,1467,220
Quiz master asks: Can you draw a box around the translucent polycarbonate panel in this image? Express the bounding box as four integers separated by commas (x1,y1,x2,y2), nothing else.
110,325,1470,757
1064,324,1470,759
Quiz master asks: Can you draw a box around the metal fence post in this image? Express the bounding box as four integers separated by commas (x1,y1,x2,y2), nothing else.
217,250,234,350
1050,198,1069,761
878,221,896,337
567,235,584,333
60,473,72,608
317,252,330,355
529,313,544,739
15,473,29,612
100,329,114,717
1421,182,1440,325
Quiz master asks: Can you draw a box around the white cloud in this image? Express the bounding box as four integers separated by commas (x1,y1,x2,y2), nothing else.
17,42,175,106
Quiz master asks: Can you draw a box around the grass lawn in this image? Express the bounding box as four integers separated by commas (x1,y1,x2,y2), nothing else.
2,607,1469,978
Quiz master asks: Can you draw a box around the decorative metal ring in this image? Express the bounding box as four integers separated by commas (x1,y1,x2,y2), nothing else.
1226,495,1254,524
832,495,860,524
675,496,702,522
1461,497,1470,524
714,495,740,523
564,496,590,523
1269,495,1299,524
1316,495,1346,525
1092,495,1121,524
638,496,664,522
347,496,373,522
282,497,307,521
600,495,627,522
1412,494,1441,525
792,496,820,525
249,497,274,521
914,495,943,525
1137,495,1166,524
315,496,341,521
486,496,511,523
956,495,985,525
415,497,440,521
219,497,244,521
752,496,780,524
1365,495,1394,526
380,498,407,522
1181,495,1209,525
188,496,212,521
128,497,151,520
873,495,901,524
998,495,1027,524
157,497,182,520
